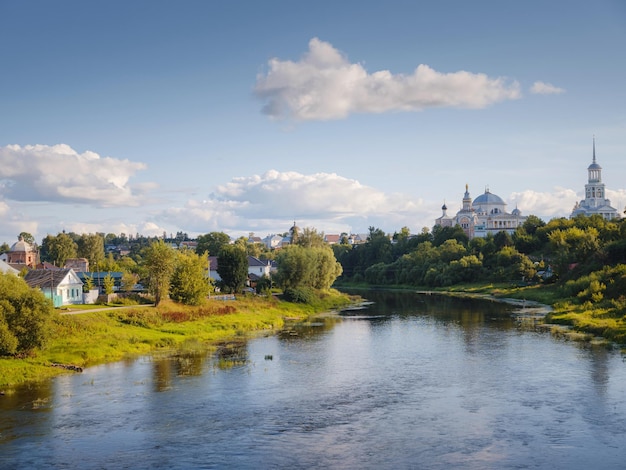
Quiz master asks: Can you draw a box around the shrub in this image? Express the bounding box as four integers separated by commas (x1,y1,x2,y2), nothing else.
282,287,315,304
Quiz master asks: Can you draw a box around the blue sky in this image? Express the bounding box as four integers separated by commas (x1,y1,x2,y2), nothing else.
1,0,625,245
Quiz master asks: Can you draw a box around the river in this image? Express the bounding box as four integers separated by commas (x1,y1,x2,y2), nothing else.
1,290,625,469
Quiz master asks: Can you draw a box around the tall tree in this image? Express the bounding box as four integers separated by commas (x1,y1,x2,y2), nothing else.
196,232,231,257
170,250,211,305
217,245,248,293
40,232,78,267
77,233,105,269
144,240,177,306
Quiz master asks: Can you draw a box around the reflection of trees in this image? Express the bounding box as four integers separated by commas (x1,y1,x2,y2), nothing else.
213,341,249,370
173,352,206,377
153,358,172,392
279,317,341,343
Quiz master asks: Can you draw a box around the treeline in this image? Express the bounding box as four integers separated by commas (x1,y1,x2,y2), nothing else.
333,214,626,303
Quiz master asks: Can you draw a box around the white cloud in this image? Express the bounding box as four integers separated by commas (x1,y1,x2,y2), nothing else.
510,187,578,219
530,81,565,95
255,38,522,121
156,170,427,236
0,144,149,206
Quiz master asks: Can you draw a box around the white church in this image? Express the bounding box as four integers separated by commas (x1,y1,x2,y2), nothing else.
570,138,620,220
435,185,526,239
436,138,621,239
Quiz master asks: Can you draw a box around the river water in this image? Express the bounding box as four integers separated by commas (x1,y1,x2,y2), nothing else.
1,290,626,469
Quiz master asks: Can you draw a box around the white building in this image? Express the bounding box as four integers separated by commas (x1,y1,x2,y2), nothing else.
436,185,527,239
570,138,620,220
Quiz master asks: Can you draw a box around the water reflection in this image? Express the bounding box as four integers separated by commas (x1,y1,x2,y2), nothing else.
1,290,626,469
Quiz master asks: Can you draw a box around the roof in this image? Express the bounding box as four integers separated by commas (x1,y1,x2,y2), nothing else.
24,269,83,289
9,237,34,253
473,190,505,206
0,259,19,275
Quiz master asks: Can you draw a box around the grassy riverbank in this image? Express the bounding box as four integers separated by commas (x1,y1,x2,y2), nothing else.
0,290,353,388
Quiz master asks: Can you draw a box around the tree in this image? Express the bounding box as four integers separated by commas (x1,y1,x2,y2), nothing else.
144,240,177,306
103,273,115,295
121,272,139,293
83,274,95,293
275,244,342,290
40,232,78,267
0,273,57,355
18,232,35,245
217,245,248,293
196,232,231,257
170,250,211,305
77,234,105,269
0,242,9,255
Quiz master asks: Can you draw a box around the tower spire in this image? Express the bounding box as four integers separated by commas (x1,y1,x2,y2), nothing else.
593,135,596,164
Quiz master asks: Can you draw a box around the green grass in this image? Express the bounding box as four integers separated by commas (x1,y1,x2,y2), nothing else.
0,289,353,388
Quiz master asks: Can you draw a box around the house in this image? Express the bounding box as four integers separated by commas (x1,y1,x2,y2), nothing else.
24,268,84,307
324,234,341,245
76,272,124,292
207,256,272,284
65,257,89,272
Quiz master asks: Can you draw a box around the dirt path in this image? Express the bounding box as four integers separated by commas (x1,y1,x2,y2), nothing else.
60,304,154,315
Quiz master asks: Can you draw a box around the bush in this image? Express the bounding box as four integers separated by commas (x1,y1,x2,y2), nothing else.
0,273,56,355
282,287,315,304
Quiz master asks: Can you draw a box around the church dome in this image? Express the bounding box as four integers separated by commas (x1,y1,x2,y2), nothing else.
9,237,33,253
588,162,602,170
473,191,505,205
441,202,448,211
512,207,522,216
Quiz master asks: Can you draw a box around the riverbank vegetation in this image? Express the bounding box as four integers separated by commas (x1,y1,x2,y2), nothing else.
0,289,352,387
333,215,626,345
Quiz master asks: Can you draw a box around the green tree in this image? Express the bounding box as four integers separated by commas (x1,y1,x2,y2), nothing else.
170,250,211,305
275,244,342,290
196,232,231,257
144,240,177,306
83,274,95,293
0,273,57,355
18,232,35,245
217,245,248,293
103,273,115,295
0,242,10,255
40,232,78,267
121,272,139,293
77,233,105,269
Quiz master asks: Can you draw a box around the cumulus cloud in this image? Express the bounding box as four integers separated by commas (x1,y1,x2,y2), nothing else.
156,170,426,235
255,38,522,121
510,187,579,219
530,81,565,95
0,144,148,206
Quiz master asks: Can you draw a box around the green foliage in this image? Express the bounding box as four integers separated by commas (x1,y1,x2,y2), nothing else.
217,245,248,293
76,233,105,268
121,272,139,293
275,244,342,291
40,232,78,267
282,287,315,304
0,273,56,355
103,273,115,295
144,240,177,306
170,250,211,305
196,232,231,257
83,274,95,293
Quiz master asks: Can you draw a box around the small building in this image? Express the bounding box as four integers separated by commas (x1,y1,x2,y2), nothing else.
6,236,37,268
65,258,89,272
24,268,84,307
